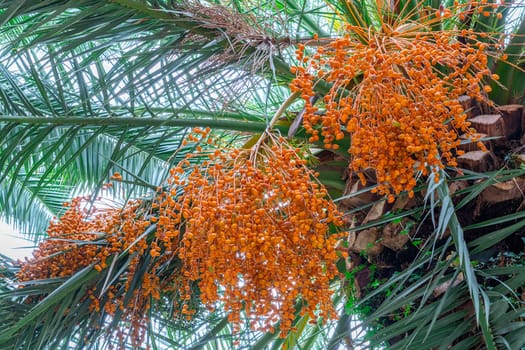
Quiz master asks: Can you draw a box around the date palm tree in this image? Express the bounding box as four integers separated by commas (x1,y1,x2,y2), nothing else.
0,1,524,349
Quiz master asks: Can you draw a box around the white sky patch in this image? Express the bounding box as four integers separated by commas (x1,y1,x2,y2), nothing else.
0,220,34,260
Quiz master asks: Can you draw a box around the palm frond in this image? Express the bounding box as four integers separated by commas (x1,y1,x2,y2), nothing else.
345,170,525,349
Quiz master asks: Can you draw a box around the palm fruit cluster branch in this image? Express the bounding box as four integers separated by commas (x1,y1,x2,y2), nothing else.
337,99,525,297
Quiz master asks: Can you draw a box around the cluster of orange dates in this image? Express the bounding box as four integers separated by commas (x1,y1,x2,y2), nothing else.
17,129,343,346
17,197,158,346
291,19,497,201
174,133,342,333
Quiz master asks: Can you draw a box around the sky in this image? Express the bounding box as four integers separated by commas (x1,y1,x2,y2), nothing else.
0,220,34,260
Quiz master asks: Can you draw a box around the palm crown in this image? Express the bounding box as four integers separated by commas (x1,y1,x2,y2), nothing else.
1,0,525,349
